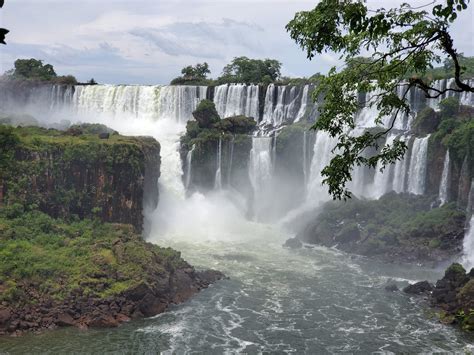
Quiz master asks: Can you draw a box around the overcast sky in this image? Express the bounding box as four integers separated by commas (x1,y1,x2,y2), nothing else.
0,0,473,85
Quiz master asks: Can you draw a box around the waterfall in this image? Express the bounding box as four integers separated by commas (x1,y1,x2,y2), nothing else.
294,85,310,123
303,131,308,186
228,136,235,186
185,145,196,190
215,138,223,190
249,137,273,220
462,216,474,271
407,135,430,195
262,85,309,127
72,85,206,122
371,134,397,198
438,150,451,205
306,131,336,203
213,84,259,119
392,136,409,194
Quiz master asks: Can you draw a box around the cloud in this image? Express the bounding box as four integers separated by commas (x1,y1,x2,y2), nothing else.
129,19,264,59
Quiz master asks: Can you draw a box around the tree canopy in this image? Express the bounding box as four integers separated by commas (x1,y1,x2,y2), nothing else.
4,58,77,84
218,56,282,85
170,62,211,85
286,0,474,200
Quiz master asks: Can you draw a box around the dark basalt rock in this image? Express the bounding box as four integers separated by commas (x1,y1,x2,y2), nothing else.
403,281,434,295
283,237,303,249
98,132,110,139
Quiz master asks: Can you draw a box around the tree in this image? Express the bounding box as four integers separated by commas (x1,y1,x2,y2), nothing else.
286,0,474,200
170,62,211,85
11,58,57,81
181,62,210,80
218,56,281,84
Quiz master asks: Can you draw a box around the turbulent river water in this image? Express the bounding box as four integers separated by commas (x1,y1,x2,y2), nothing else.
2,221,474,354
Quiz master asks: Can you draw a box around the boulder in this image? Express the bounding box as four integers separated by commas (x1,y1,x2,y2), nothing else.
403,281,434,295
56,312,75,327
0,308,11,326
98,132,110,139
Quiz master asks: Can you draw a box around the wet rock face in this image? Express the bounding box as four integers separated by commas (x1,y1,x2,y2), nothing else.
0,127,161,232
403,281,434,295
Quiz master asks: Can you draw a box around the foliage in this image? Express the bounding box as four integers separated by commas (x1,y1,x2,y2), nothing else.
4,58,78,84
192,99,221,128
425,54,474,80
304,193,466,256
218,56,282,84
0,209,187,304
170,62,212,85
286,0,474,200
0,125,158,225
429,97,474,169
11,58,57,81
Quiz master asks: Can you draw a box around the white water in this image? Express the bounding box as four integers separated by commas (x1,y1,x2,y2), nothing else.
213,84,259,119
185,145,195,190
306,131,336,204
370,134,397,199
215,138,223,190
262,84,309,127
407,136,430,195
462,216,474,271
249,137,274,221
438,150,451,205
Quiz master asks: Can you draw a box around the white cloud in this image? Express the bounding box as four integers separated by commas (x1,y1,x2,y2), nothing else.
0,0,472,84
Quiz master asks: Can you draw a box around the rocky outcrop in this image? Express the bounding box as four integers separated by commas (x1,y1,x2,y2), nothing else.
406,263,474,332
180,100,255,196
0,126,160,232
0,213,225,336
0,263,224,336
296,193,466,264
403,281,434,295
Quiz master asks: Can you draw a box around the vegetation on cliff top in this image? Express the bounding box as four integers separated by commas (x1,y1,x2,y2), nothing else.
181,99,256,150
299,193,466,261
0,208,186,304
0,124,160,230
2,58,78,85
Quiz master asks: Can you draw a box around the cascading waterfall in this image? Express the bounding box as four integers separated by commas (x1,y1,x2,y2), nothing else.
185,145,196,189
2,79,472,223
213,84,259,119
438,150,451,205
215,138,223,190
262,84,310,127
303,131,308,186
407,135,430,195
462,216,474,270
249,137,274,220
227,136,235,186
371,134,397,199
73,85,207,122
392,135,409,194
306,131,336,203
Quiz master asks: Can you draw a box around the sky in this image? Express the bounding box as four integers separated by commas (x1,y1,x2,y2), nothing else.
0,0,473,85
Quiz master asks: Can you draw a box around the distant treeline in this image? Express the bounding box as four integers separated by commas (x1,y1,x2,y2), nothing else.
0,58,97,85
172,55,474,86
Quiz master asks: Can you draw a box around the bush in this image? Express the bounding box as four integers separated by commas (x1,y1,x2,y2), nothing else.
192,100,221,128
